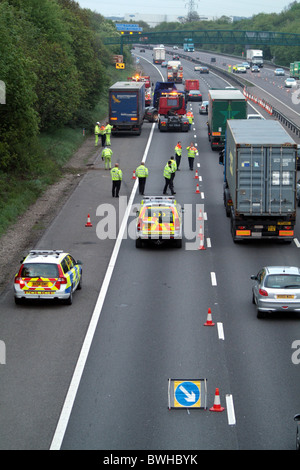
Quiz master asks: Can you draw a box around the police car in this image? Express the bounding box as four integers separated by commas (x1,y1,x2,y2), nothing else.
135,196,183,248
14,250,82,305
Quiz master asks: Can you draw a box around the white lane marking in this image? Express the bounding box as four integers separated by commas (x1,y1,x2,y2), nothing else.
50,123,156,451
211,272,217,286
226,394,236,426
201,192,205,199
294,238,300,248
206,237,211,248
217,322,224,340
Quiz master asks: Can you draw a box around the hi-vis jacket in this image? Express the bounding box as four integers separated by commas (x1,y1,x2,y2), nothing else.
163,164,172,179
102,147,113,159
111,167,122,181
175,143,182,155
187,146,198,158
136,165,148,178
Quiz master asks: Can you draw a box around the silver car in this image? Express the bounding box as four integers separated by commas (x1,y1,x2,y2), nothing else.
251,266,300,318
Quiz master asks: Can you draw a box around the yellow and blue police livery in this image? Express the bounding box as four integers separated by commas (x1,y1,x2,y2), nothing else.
135,196,183,248
14,250,82,305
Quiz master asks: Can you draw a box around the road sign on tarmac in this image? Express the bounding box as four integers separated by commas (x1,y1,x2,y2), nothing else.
168,378,207,409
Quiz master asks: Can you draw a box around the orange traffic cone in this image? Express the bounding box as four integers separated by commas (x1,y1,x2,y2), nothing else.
194,169,199,179
132,170,136,180
204,308,214,326
195,183,200,194
85,214,93,227
210,388,225,412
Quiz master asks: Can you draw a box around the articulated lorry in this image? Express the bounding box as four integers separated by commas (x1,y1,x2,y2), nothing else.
183,38,194,52
246,49,263,67
153,47,166,64
207,89,247,150
167,61,183,83
144,82,189,132
223,120,297,243
109,81,145,135
290,62,300,79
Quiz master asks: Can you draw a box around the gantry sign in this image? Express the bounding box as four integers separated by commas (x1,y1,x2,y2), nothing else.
104,29,300,47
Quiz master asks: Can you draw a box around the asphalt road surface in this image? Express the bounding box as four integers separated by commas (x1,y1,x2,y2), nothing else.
0,49,299,451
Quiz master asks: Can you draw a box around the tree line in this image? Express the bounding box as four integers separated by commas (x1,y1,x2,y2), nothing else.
0,0,124,174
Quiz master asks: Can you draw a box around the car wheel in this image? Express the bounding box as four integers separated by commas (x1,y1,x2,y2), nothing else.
77,274,82,290
296,426,300,451
175,239,182,248
252,293,255,304
136,238,142,248
65,290,73,305
14,297,23,305
257,309,265,319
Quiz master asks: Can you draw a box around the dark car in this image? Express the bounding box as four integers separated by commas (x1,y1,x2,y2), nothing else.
187,90,202,102
199,66,209,74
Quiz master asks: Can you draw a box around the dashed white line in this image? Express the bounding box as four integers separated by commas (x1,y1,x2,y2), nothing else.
226,394,236,426
294,238,300,248
217,322,224,340
211,272,217,286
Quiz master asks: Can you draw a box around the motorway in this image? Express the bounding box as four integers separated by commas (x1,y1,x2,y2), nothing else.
0,48,299,451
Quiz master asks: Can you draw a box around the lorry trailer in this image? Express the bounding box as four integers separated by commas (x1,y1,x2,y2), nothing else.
223,119,297,242
246,49,263,67
109,81,145,135
207,89,247,150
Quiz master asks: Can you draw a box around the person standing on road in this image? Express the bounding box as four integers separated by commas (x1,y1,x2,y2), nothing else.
99,124,106,147
135,162,149,195
101,146,113,170
174,141,182,170
186,142,198,171
105,121,113,146
111,163,122,198
170,156,177,182
163,160,176,195
95,122,100,147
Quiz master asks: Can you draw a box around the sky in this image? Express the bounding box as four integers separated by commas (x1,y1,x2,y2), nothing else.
76,0,292,19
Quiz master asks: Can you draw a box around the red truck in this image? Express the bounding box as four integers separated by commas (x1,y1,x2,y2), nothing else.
184,79,200,91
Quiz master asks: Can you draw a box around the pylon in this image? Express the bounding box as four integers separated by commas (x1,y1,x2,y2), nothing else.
85,214,93,227
209,388,225,412
198,209,203,220
194,169,199,179
195,183,200,194
132,170,136,180
204,308,214,326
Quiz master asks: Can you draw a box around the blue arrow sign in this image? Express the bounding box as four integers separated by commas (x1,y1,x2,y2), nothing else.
174,381,200,408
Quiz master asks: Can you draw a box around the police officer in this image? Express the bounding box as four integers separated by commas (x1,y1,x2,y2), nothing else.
94,122,100,147
101,146,113,170
135,162,148,195
174,141,182,170
186,142,198,171
163,160,176,195
170,156,177,182
111,163,122,198
105,121,113,146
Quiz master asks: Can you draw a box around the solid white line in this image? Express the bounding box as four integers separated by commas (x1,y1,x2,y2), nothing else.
217,322,224,340
226,394,236,426
49,124,156,450
211,272,217,286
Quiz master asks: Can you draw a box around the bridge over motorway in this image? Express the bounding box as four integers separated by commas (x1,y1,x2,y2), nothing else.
104,29,300,48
